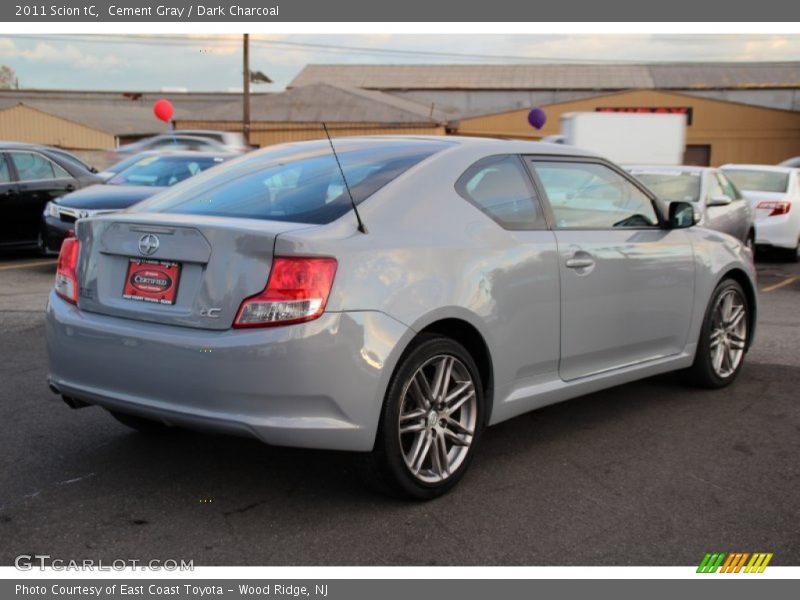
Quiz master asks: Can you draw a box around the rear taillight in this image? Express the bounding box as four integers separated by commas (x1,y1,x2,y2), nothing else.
55,237,80,304
233,257,337,329
756,200,791,216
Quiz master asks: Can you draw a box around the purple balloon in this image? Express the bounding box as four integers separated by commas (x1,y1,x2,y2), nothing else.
527,107,547,130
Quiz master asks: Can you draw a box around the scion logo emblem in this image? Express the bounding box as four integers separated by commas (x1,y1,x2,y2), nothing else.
138,234,160,256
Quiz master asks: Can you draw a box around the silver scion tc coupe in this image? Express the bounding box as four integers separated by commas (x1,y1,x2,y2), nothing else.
46,137,757,499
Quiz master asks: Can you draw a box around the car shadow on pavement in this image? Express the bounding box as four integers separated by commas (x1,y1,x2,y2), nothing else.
2,361,798,566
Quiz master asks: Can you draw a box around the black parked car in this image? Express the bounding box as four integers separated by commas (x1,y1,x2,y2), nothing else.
41,151,234,254
0,143,103,251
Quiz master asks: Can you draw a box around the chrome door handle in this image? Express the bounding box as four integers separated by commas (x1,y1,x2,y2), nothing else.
565,257,595,269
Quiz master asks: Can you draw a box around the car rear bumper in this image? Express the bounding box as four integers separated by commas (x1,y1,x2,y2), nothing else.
46,292,409,451
755,214,799,249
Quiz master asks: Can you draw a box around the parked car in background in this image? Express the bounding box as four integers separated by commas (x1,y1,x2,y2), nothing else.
41,151,234,254
721,164,800,261
627,165,755,249
46,137,757,499
107,134,232,163
177,129,249,153
31,146,99,175
779,157,800,168
0,142,103,251
96,152,155,182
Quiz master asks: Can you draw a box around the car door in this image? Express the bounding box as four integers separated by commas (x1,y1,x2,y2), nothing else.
716,171,753,242
527,157,695,382
8,151,78,243
455,155,561,406
704,170,740,239
0,153,22,244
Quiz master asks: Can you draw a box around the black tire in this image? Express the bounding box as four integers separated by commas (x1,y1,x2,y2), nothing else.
781,242,799,263
108,410,173,434
36,230,53,257
687,279,750,389
744,230,755,254
362,334,485,500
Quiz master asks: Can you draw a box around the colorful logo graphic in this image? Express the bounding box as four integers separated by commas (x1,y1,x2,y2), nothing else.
697,552,773,573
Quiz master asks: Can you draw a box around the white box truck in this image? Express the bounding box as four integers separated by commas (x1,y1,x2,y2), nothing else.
558,112,687,165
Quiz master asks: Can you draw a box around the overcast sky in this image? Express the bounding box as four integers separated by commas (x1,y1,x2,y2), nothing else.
1,34,799,91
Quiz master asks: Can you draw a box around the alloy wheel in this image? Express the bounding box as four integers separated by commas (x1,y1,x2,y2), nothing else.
709,288,747,378
398,354,477,483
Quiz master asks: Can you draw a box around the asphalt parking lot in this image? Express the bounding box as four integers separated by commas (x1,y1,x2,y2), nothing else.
0,250,798,566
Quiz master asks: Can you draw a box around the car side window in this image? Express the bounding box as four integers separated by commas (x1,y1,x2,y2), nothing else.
9,152,69,181
0,156,10,183
707,172,726,201
455,155,545,230
531,160,658,229
716,172,742,201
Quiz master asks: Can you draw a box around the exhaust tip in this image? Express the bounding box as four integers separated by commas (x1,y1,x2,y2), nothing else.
62,396,91,410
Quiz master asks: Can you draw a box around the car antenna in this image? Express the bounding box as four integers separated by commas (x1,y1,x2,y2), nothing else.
322,123,367,234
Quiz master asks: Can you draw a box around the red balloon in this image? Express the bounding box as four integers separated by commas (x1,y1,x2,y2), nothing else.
152,99,174,123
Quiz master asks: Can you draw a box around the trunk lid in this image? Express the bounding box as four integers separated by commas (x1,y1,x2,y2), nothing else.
74,212,309,330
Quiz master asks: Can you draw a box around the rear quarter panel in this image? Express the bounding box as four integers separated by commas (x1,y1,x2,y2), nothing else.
274,144,563,420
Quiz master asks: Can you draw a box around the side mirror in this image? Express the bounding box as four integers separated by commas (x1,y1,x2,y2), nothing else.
707,194,732,207
669,201,697,229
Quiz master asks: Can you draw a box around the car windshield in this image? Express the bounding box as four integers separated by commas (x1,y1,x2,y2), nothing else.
135,141,448,224
104,153,151,175
631,171,702,203
108,155,226,187
723,169,789,193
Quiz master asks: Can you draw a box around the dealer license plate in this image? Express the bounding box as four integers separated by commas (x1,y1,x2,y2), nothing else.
122,258,181,305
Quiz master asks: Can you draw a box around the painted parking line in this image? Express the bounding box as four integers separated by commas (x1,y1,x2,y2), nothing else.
0,259,56,272
760,276,799,293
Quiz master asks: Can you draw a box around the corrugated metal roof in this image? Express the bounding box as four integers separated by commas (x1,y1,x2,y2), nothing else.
290,62,800,90
188,84,451,123
0,90,272,136
649,63,800,89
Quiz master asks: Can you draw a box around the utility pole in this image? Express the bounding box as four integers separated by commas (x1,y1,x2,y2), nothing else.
243,33,251,145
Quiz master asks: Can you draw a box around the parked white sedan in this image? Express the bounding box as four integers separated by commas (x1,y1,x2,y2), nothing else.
721,164,800,261
628,165,755,249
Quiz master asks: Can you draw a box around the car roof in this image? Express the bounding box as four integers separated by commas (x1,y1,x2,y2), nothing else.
149,134,224,141
0,142,96,174
251,135,602,159
0,141,38,148
0,141,75,153
178,129,239,136
126,150,236,159
720,164,796,173
626,164,710,173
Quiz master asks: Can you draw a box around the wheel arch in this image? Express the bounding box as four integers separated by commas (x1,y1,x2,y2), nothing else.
395,315,495,426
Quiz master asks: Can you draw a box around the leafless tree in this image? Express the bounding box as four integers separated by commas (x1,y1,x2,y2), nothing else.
0,65,18,89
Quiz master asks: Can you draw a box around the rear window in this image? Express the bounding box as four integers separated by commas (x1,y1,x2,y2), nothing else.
630,171,702,203
723,169,789,193
136,142,446,224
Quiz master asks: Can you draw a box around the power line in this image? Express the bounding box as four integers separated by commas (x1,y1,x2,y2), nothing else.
9,33,769,64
